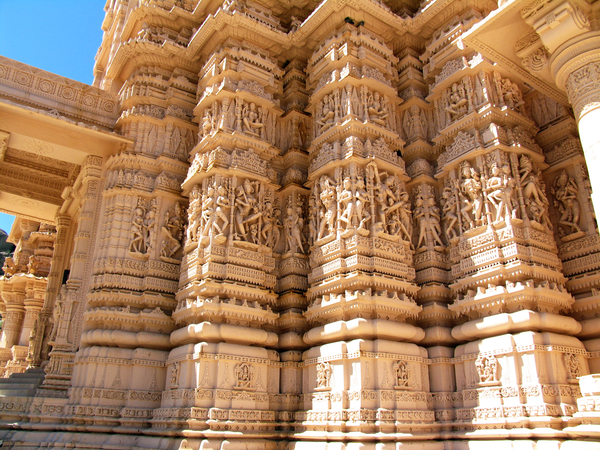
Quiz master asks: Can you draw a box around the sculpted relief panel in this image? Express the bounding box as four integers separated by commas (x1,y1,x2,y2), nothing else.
4,2,600,447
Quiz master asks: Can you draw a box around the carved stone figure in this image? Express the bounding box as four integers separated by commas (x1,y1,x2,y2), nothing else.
170,361,180,388
414,193,444,249
160,202,186,260
393,360,410,388
441,185,459,240
144,199,158,251
317,175,337,240
234,362,254,389
486,164,518,222
445,82,468,119
564,353,581,379
403,105,427,140
520,155,548,208
552,170,582,238
129,206,146,253
459,161,485,228
316,94,336,133
284,205,305,254
476,354,498,383
316,361,332,389
242,102,265,138
366,91,388,126
234,179,257,240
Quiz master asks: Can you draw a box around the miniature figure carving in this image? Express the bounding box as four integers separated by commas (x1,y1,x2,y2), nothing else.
445,82,468,118
129,207,146,253
366,91,388,126
242,102,265,138
284,205,305,254
234,179,257,240
160,202,186,260
414,193,444,250
261,202,278,248
403,105,427,140
519,155,552,230
441,185,459,240
564,353,581,379
519,155,548,208
316,94,336,133
212,186,230,238
234,362,254,389
145,199,158,251
316,361,332,389
552,170,582,238
170,361,180,388
317,175,337,240
486,164,518,222
459,161,485,228
393,360,410,388
476,354,498,383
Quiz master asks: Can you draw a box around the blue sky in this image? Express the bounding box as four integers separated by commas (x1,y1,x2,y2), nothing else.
0,1,105,233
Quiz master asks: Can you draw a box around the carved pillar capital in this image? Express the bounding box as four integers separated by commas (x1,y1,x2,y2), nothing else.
522,0,592,54
563,58,600,121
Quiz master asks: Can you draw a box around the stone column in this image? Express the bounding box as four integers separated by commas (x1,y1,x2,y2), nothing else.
40,156,103,395
29,214,72,368
0,306,25,349
562,59,600,217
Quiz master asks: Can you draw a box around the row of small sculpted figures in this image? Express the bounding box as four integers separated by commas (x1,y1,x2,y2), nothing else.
435,71,526,131
128,156,582,258
440,154,582,241
199,97,276,144
196,71,528,149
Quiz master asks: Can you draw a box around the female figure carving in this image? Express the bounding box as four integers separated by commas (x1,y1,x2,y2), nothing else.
552,170,582,237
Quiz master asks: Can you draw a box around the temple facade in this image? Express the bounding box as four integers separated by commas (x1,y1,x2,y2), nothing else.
0,0,600,448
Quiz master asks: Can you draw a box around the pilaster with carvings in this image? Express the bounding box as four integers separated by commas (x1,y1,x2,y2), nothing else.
300,23,432,434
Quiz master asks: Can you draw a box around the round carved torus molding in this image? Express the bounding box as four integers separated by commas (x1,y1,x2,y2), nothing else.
551,31,600,92
564,60,600,121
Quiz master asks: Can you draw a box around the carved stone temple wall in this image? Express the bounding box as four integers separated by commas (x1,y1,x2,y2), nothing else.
0,0,600,449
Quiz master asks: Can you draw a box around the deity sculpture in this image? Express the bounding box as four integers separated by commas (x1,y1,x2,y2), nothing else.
144,199,158,251
519,155,548,208
459,161,485,229
129,207,146,253
366,91,389,126
393,360,410,388
234,362,254,389
414,194,444,250
476,354,498,383
316,94,336,133
317,175,337,240
284,204,305,254
242,102,265,138
170,362,180,388
486,163,518,222
445,82,468,119
160,202,186,260
402,105,427,140
441,185,459,240
552,170,582,238
316,361,332,389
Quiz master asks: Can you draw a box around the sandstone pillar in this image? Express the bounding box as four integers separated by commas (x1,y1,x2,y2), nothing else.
41,156,104,395
28,214,72,368
562,59,600,219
